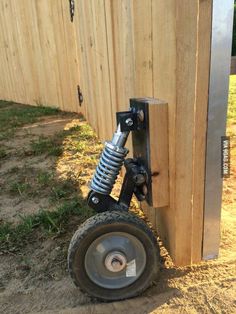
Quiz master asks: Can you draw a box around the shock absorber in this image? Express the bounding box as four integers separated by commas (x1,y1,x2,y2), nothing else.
87,105,149,213
90,124,130,195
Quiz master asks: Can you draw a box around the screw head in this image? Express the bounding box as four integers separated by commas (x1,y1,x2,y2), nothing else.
91,196,99,204
125,118,133,126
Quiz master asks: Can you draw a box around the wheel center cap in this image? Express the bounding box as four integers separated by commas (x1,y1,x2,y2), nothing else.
104,251,127,272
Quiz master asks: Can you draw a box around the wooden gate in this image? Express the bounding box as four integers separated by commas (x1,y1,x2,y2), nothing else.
0,0,234,265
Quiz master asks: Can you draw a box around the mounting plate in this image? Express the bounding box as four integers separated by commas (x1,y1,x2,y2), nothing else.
129,99,152,205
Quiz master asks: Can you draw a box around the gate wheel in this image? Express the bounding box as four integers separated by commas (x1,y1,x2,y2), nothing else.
68,211,160,301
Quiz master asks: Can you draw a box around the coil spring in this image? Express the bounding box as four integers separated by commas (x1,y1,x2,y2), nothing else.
90,142,128,195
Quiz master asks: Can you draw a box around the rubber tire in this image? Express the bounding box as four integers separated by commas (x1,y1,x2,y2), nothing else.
68,211,160,301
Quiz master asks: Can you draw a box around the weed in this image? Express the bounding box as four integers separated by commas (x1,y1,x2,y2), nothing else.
9,181,31,196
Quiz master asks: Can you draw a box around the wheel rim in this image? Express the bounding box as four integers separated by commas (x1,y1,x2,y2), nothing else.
84,231,147,289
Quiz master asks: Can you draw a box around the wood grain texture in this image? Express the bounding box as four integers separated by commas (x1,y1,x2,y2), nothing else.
191,0,212,263
133,0,153,97
148,99,169,208
174,0,199,265
152,0,177,258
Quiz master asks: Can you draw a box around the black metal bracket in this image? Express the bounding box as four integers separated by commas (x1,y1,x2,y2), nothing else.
87,158,149,213
116,107,146,132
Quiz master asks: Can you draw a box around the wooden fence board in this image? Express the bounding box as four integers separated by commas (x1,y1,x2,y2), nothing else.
104,0,117,134
90,0,114,141
152,0,177,257
132,0,153,97
1,1,25,102
60,0,81,114
174,0,199,265
27,0,48,105
192,0,212,263
74,0,92,119
0,2,12,100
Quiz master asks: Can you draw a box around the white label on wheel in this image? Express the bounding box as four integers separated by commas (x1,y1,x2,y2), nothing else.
126,259,136,277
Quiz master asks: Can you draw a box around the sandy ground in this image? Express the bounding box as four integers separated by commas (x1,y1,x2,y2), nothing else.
0,111,235,314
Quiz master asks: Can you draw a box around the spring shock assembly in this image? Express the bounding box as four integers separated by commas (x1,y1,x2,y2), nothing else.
90,124,129,195
88,105,149,213
68,99,162,301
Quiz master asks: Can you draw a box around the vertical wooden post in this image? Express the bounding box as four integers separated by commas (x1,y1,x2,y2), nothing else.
139,0,213,266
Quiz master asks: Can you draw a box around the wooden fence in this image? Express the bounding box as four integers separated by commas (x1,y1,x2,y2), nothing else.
0,0,214,266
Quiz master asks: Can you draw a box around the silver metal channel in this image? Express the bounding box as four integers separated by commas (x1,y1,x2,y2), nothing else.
203,0,234,259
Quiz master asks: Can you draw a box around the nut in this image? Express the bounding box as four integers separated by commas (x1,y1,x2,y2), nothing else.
91,196,99,204
125,118,133,126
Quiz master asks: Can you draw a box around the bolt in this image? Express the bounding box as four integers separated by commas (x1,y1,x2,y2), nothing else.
125,118,133,126
142,184,148,195
91,196,99,204
134,174,145,185
111,257,123,269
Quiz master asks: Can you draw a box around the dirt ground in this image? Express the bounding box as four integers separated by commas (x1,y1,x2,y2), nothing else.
0,101,235,314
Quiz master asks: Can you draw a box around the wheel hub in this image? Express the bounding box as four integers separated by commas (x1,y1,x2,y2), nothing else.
104,251,127,272
84,231,147,289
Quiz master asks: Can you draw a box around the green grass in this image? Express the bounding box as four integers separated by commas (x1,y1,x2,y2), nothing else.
6,167,78,201
0,147,7,159
0,101,59,140
0,103,101,252
36,171,54,187
0,197,94,251
9,182,31,196
29,123,101,161
50,180,77,202
30,136,63,156
228,75,236,125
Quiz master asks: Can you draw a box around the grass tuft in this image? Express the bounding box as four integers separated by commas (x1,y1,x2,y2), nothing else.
0,103,101,253
36,171,53,187
50,180,77,202
0,197,94,251
0,101,60,140
0,147,7,159
9,182,31,196
30,136,63,156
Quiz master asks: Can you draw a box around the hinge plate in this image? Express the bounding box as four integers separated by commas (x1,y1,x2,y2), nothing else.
77,85,83,106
